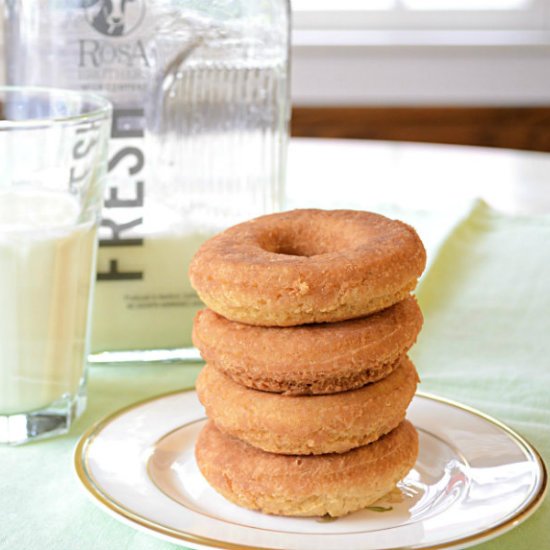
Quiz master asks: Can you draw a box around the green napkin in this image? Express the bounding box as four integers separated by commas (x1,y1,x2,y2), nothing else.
0,200,548,549
0,364,202,550
411,200,550,550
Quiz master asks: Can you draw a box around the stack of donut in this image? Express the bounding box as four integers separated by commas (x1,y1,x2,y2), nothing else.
189,209,426,518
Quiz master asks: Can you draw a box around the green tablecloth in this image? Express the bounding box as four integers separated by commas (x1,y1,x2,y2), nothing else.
0,201,548,550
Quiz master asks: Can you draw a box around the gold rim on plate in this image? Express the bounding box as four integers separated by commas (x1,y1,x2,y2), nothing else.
74,390,548,550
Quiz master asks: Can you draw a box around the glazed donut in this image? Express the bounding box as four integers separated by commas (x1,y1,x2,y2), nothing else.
193,296,423,395
189,209,426,326
195,420,418,518
196,356,419,455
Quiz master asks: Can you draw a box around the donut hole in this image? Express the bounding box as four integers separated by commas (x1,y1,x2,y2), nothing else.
259,223,353,258
273,241,324,257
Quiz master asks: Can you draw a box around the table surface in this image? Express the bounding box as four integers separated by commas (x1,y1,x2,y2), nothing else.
288,138,550,214
1,137,549,550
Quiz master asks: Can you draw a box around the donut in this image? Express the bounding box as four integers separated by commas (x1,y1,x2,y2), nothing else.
189,209,426,326
196,356,419,455
196,420,418,517
193,297,423,395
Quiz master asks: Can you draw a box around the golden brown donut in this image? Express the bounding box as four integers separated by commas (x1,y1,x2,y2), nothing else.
196,356,419,455
189,209,426,326
193,297,423,395
196,420,418,517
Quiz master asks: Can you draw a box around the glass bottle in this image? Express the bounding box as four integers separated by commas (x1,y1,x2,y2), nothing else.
4,0,290,362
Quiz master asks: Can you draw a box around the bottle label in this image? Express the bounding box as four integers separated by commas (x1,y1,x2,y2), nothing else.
98,107,145,282
71,2,154,98
45,2,154,287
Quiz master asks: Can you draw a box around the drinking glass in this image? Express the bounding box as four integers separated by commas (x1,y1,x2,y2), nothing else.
0,87,111,444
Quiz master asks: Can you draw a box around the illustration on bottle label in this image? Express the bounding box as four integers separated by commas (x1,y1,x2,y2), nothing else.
85,0,146,37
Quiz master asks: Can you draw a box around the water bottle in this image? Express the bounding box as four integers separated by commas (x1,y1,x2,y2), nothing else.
4,0,290,362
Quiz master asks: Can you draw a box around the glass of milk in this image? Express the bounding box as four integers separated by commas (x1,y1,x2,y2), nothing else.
0,87,112,444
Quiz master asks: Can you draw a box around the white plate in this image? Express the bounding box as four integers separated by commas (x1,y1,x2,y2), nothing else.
74,390,547,550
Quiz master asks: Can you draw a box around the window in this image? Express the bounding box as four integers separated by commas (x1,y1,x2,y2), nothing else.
292,0,547,31
290,0,550,105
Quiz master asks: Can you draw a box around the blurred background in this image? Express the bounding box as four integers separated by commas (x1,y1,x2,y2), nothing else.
292,0,550,151
4,1,550,151
290,0,550,151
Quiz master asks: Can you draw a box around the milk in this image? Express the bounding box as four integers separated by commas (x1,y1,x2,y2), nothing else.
91,230,209,353
0,188,96,415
